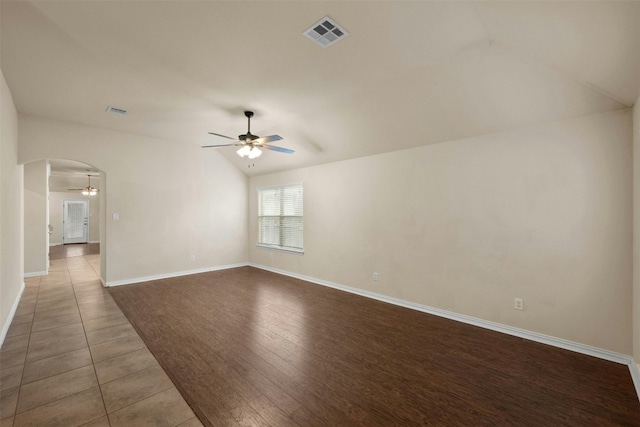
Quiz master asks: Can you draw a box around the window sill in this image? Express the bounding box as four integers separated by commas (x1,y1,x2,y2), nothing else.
256,244,304,255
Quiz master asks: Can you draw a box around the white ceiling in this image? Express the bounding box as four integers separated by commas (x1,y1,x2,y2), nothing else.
2,1,639,176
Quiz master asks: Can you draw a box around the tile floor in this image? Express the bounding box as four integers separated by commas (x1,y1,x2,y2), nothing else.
0,255,202,427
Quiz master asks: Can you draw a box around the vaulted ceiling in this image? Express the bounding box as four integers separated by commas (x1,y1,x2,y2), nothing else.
2,1,639,176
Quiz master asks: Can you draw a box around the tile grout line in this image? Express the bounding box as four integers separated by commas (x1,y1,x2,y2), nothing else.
71,255,112,427
11,274,42,425
90,344,147,366
11,386,102,422
7,257,109,425
100,263,201,426
19,348,89,387
79,253,155,424
11,261,98,419
9,255,198,426
87,331,139,348
86,257,101,283
75,254,178,425
103,386,175,421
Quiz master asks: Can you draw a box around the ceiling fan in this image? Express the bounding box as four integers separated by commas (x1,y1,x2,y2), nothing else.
202,111,294,159
68,175,99,196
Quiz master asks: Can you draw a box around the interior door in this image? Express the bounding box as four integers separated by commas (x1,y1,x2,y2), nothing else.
63,200,89,244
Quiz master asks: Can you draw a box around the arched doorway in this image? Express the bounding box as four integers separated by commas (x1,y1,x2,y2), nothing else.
24,159,107,284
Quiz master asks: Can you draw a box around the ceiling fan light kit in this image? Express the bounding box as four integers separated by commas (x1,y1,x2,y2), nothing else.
202,110,294,159
69,175,99,196
237,145,262,159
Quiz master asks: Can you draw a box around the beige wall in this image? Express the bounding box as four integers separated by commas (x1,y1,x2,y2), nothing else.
250,109,633,354
0,69,23,339
19,114,248,284
24,160,48,274
634,97,640,364
48,191,100,245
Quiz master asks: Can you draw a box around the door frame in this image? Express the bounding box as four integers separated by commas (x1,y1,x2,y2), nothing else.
62,199,89,244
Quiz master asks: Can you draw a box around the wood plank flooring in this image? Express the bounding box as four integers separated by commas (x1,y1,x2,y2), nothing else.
108,267,640,426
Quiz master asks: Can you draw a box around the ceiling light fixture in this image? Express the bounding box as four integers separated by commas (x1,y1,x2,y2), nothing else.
203,110,293,159
80,175,98,196
237,145,262,159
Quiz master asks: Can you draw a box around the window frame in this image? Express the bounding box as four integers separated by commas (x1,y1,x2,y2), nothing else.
256,183,304,254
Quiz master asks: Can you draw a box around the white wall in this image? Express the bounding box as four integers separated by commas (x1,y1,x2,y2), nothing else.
250,109,633,355
0,69,23,341
24,159,48,275
19,115,248,284
48,191,100,245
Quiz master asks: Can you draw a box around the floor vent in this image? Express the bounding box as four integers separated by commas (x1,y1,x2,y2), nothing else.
303,16,348,48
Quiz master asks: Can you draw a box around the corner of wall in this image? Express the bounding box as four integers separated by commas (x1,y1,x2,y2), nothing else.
634,97,640,365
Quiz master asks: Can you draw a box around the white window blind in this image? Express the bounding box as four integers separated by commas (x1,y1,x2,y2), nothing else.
258,183,303,252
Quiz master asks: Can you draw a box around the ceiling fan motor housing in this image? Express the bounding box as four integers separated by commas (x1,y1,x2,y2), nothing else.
202,109,293,155
241,111,257,141
239,132,259,141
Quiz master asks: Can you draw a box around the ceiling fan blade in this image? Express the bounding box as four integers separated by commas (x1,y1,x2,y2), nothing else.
201,143,242,148
67,188,84,191
253,135,282,145
263,145,295,154
208,132,238,141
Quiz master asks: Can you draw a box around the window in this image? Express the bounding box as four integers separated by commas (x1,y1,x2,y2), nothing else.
258,183,303,253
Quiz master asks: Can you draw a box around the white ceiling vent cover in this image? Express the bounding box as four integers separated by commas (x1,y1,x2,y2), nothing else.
304,16,348,48
106,106,127,115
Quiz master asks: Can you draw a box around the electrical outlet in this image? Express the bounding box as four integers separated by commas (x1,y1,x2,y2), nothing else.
189,255,195,262
373,272,379,281
514,298,524,310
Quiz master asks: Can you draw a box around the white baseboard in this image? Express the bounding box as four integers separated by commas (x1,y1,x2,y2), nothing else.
630,362,640,401
0,282,25,347
249,263,639,400
24,270,47,278
105,262,249,287
89,240,100,244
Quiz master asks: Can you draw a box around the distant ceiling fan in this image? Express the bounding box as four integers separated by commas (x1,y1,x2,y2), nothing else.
68,175,99,196
202,111,294,159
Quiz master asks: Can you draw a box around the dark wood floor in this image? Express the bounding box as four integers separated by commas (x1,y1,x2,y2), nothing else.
49,242,100,260
108,267,640,426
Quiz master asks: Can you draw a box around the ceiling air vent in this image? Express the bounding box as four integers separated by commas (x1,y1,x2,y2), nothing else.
304,16,348,48
106,106,128,115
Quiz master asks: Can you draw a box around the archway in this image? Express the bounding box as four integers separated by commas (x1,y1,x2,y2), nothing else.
23,159,107,284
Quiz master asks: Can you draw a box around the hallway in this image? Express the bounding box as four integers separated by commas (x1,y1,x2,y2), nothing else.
0,255,201,426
